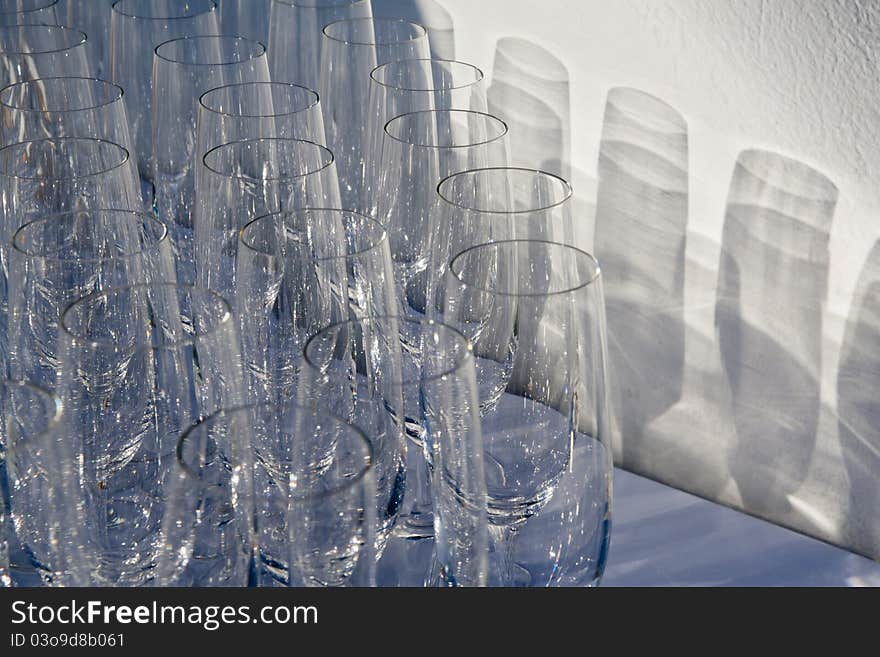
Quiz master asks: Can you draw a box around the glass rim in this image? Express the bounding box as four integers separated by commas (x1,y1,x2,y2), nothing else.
383,109,508,150
240,208,389,263
437,166,574,215
0,24,86,54
176,403,374,500
0,136,130,181
370,58,485,92
0,0,57,16
303,315,475,385
202,137,334,181
110,0,217,20
0,76,125,113
59,283,235,352
322,17,427,47
12,209,168,263
153,34,267,67
275,0,369,8
0,379,63,450
449,239,602,298
199,81,319,118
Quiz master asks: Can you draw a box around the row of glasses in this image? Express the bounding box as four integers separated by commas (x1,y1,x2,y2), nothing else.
0,136,143,381
363,57,498,546
319,16,430,211
0,13,152,584
363,51,611,585
4,282,247,587
196,136,341,303
158,399,377,587
374,108,508,538
268,0,372,90
365,57,489,215
0,191,603,582
151,33,270,284
0,1,616,589
109,0,220,181
56,283,244,585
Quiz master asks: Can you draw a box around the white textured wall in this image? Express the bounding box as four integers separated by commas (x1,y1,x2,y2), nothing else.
435,0,880,558
445,0,880,286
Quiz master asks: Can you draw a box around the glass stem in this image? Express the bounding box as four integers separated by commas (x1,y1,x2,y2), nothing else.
489,522,521,586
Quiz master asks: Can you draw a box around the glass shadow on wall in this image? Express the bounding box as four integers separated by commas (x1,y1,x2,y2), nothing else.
371,0,455,59
487,37,570,179
642,230,737,499
715,150,837,518
593,88,688,469
837,239,880,560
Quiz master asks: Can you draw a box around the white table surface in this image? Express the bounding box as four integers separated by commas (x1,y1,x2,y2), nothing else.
603,469,880,587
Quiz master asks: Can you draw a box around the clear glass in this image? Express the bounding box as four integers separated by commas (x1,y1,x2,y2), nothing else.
196,82,327,241
161,402,377,587
2,380,92,586
299,316,405,557
431,167,575,334
155,404,257,587
65,0,114,76
319,17,429,211
391,318,488,586
268,0,372,90
197,137,341,304
8,210,174,392
0,77,136,162
218,0,270,44
375,110,508,345
237,209,395,405
0,24,90,89
366,58,488,212
198,81,326,154
0,137,143,379
370,0,454,60
301,317,487,587
110,0,219,181
59,284,245,585
152,34,270,286
444,240,614,586
0,0,57,24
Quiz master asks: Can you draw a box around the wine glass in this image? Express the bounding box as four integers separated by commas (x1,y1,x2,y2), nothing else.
0,24,90,89
267,0,372,90
197,137,341,304
319,17,429,211
110,0,219,183
59,284,245,585
7,209,174,391
151,34,270,286
443,240,614,586
375,109,508,346
365,58,488,215
237,208,394,404
2,379,93,586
